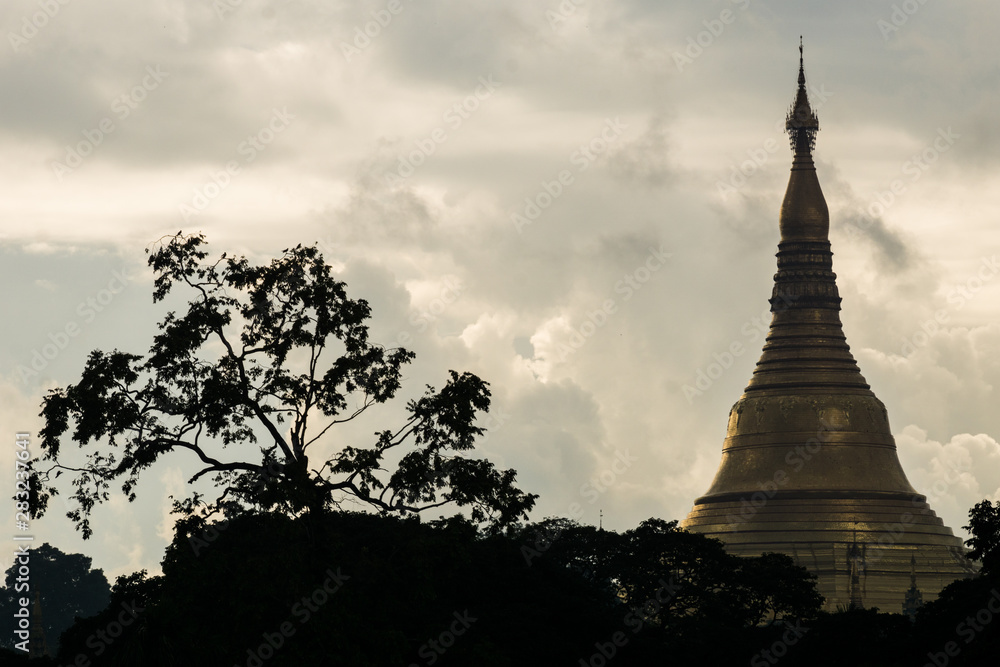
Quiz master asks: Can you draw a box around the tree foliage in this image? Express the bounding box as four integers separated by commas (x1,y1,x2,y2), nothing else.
515,517,823,633
50,501,1000,666
964,499,1000,576
30,233,536,537
56,512,642,667
52,512,824,666
0,543,110,655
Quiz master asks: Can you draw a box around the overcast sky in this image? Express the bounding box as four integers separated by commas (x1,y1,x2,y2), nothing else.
2,0,999,581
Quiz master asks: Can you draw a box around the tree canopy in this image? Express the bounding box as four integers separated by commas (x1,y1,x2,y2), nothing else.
50,512,826,666
30,232,536,538
516,517,823,633
0,543,110,655
964,499,1000,576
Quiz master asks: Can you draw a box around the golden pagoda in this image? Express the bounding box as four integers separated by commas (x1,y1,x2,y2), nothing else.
681,40,976,611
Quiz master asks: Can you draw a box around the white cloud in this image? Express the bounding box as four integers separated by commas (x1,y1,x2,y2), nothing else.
897,426,1000,540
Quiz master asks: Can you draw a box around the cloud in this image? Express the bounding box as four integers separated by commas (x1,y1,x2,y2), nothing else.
824,165,918,273
608,113,674,186
896,426,1000,540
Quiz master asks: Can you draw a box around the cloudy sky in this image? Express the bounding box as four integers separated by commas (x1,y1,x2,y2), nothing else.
2,0,1000,581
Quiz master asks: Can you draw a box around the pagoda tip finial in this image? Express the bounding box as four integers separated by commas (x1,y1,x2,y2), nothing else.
797,37,805,87
786,37,819,154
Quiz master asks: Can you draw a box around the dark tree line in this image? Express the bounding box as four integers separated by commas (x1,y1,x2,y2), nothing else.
12,503,1000,667
33,512,823,666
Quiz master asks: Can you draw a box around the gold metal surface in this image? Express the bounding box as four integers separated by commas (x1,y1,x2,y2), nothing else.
681,44,976,612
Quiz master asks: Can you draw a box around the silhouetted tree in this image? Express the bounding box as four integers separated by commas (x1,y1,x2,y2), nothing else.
611,518,742,628
56,570,161,667
513,516,823,664
0,543,110,655
29,233,536,538
56,512,641,666
734,552,824,625
898,498,1000,666
965,499,1000,576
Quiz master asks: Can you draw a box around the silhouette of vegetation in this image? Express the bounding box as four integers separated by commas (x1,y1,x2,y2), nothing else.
42,499,1000,666
518,517,822,627
53,512,625,666
965,499,1000,576
29,232,536,538
0,543,109,656
47,512,824,666
515,517,823,663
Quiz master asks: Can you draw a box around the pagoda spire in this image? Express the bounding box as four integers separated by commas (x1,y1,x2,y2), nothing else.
903,554,925,619
681,43,976,611
29,591,50,658
848,520,865,610
743,41,866,393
